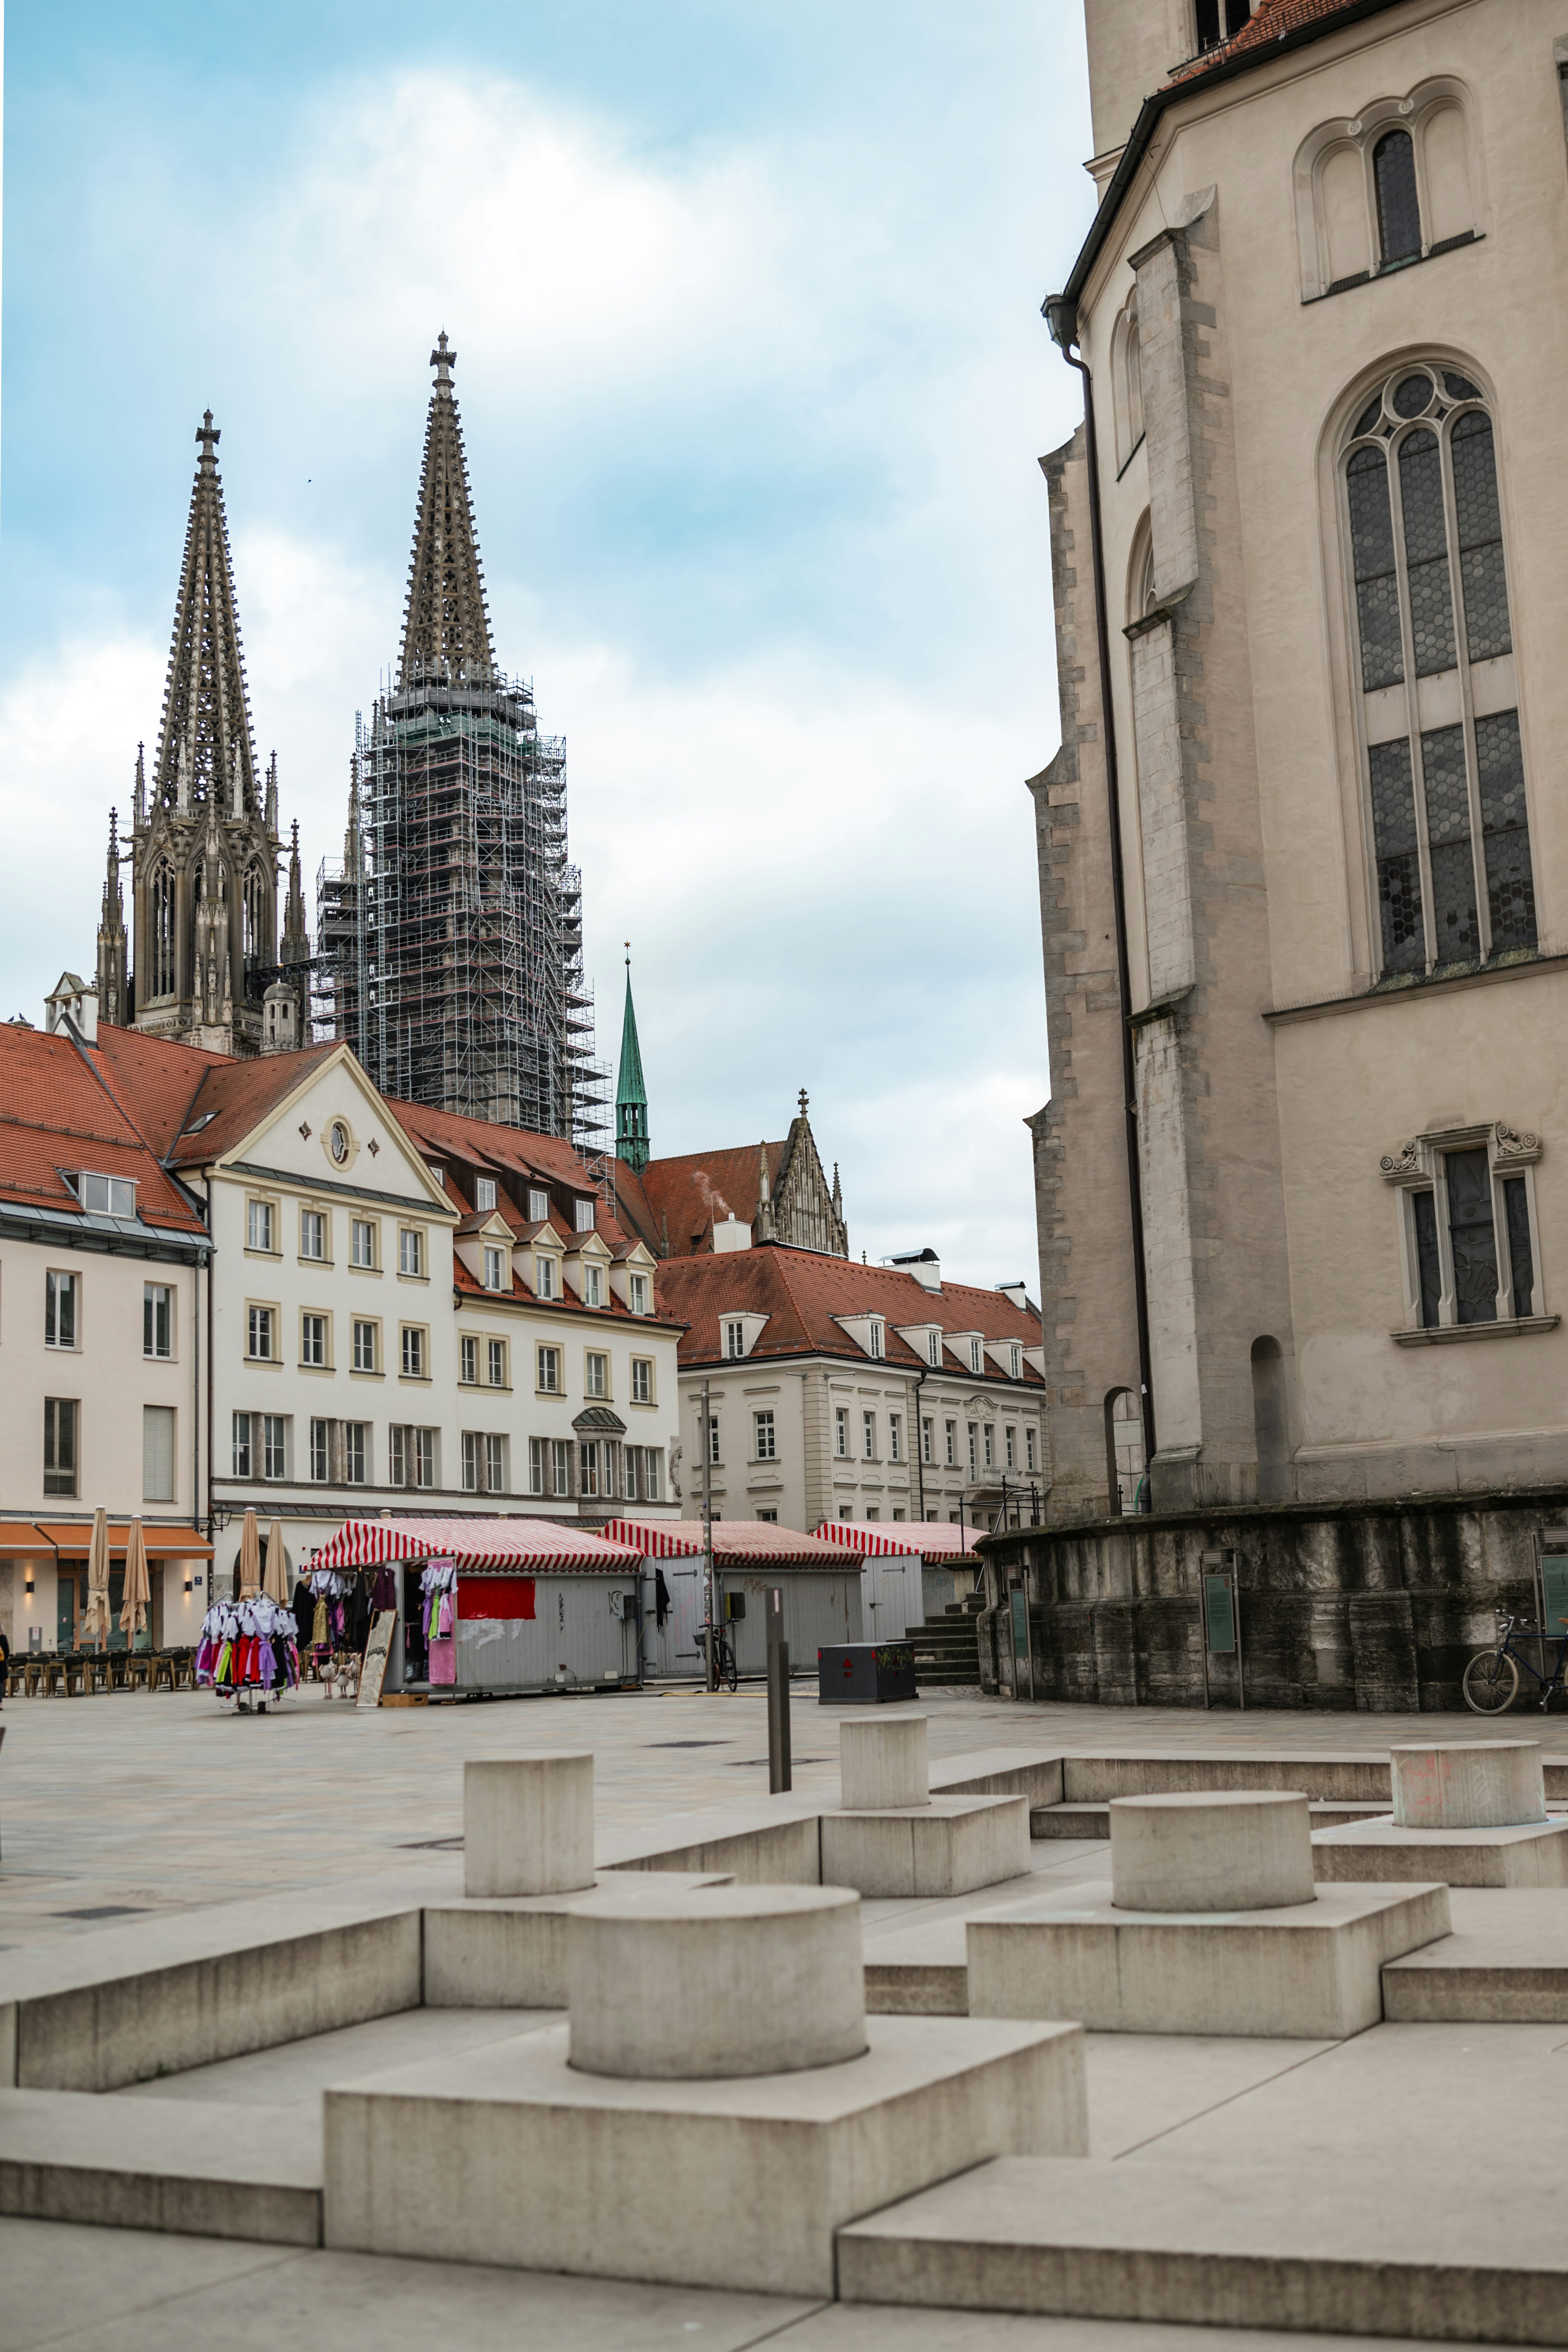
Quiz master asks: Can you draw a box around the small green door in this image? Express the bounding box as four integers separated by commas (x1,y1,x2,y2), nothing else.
57,1570,78,1650
1543,1555,1568,1641
1204,1574,1236,1655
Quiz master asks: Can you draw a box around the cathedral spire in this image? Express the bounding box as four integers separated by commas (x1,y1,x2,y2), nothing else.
95,809,127,1028
615,947,650,1175
344,756,363,874
281,819,310,970
151,412,261,822
398,332,496,688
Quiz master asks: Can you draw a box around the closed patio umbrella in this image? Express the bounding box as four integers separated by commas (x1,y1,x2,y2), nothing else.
82,1507,111,1647
237,1507,261,1599
120,1517,151,1639
263,1518,289,1605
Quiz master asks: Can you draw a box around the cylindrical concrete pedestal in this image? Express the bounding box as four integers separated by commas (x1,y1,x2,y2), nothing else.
1110,1791,1316,1913
464,1752,596,1898
1390,1740,1547,1829
840,1714,929,1811
568,1884,866,2079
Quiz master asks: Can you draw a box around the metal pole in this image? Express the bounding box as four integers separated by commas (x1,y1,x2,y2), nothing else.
766,1586,792,1792
700,1379,716,1693
1235,1566,1246,1711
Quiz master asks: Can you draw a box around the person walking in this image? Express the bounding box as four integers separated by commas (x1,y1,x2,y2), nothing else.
0,1622,10,1706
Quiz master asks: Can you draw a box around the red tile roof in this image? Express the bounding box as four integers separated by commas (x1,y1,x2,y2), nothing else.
654,1244,1042,1382
156,1040,342,1168
1169,0,1359,82
89,1024,228,1154
638,1143,785,1256
0,1023,207,1236
389,1100,639,1251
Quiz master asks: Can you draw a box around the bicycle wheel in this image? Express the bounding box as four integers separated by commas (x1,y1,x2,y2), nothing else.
723,1639,738,1693
1462,1648,1519,1714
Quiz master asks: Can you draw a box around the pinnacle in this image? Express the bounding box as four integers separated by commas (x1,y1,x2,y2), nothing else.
398,335,496,688
150,416,261,823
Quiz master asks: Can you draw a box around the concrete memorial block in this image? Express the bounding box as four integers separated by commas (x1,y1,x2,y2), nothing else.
822,1795,1033,1900
323,2013,1088,2297
840,1713,930,1810
463,1751,594,1899
1109,1792,1316,1912
1391,1741,1547,1828
568,1884,865,2080
423,1872,733,2009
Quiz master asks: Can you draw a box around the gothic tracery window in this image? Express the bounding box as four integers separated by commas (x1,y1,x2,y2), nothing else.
1372,131,1422,266
243,864,266,966
150,862,176,1000
1343,364,1534,980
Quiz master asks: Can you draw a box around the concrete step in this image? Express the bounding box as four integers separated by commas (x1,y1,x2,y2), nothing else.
1383,1885,1568,2020
0,2088,321,2244
837,2152,1568,2340
1030,1798,1391,1840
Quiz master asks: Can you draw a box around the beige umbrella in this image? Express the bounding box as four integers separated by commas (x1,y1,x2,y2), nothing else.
120,1517,151,1640
237,1507,261,1599
82,1507,111,1647
263,1518,290,1605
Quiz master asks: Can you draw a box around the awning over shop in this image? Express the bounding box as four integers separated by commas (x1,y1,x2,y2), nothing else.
38,1521,214,1558
603,1517,864,1570
307,1515,643,1573
0,1521,52,1556
813,1519,980,1561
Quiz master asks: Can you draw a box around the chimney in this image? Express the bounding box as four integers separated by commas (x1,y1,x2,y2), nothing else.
996,1280,1032,1314
44,973,99,1045
886,1247,941,1294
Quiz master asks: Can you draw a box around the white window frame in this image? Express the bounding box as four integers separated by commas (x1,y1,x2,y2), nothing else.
921,1416,933,1465
247,1304,275,1362
862,1410,876,1461
401,1324,427,1379
537,1344,561,1394
585,1351,608,1399
45,1269,78,1351
300,1311,328,1369
629,1272,649,1314
247,1198,276,1254
630,1356,653,1404
143,1281,173,1361
834,1408,849,1459
475,1177,497,1213
459,1333,478,1385
535,1254,557,1300
487,1337,507,1388
754,1409,776,1461
299,1208,326,1262
344,1422,368,1484
1383,1121,1547,1333
351,1218,376,1269
483,1245,507,1292
528,1188,550,1223
399,1227,425,1278
889,1413,902,1463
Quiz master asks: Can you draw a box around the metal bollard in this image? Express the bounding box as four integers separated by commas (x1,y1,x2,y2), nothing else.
766,1586,792,1793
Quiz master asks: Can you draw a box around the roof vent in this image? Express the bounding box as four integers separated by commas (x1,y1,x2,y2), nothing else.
885,1246,941,1294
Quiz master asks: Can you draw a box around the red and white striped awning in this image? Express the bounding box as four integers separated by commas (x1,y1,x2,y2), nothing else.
307,1516,643,1573
602,1517,864,1569
814,1519,982,1561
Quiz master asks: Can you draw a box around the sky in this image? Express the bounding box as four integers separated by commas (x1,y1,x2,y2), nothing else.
0,0,1096,1291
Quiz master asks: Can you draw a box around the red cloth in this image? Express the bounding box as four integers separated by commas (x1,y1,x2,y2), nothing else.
456,1576,536,1620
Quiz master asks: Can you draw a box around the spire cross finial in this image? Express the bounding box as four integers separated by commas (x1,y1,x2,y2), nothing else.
799,1087,809,1118
196,410,220,463
430,331,455,387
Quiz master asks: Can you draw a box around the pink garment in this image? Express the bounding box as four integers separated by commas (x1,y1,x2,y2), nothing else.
428,1635,456,1686
437,1592,453,1639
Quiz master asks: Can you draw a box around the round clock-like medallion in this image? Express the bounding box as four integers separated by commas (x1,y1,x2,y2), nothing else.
328,1120,351,1167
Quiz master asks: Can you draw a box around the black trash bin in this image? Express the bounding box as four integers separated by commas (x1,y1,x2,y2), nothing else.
817,1640,918,1704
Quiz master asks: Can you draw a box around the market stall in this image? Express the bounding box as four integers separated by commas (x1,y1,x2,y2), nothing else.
599,1518,865,1680
305,1517,646,1698
812,1519,984,1637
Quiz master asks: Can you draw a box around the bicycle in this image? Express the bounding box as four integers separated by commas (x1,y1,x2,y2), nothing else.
1461,1609,1568,1713
701,1625,739,1693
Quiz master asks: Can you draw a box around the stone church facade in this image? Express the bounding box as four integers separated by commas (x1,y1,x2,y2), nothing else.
984,0,1568,1709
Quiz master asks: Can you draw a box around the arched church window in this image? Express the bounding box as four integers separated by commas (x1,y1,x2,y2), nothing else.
243,865,266,965
150,864,176,1000
1373,131,1421,266
1343,364,1533,981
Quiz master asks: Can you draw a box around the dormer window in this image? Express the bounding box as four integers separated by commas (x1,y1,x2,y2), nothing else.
475,1177,497,1213
483,1246,506,1292
1009,1344,1022,1380
867,1321,884,1359
69,1172,137,1218
585,1264,604,1307
575,1198,596,1232
927,1331,941,1366
630,1273,649,1314
427,1164,445,1191
529,1188,550,1223
1194,0,1250,50
536,1254,557,1301
725,1319,747,1360
969,1338,983,1374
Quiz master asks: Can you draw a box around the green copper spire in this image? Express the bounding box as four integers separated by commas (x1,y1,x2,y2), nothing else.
616,946,650,1174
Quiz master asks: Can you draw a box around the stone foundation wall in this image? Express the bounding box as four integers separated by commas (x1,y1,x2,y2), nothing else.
976,1488,1568,1713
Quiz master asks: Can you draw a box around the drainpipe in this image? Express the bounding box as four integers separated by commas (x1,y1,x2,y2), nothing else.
913,1365,928,1522
1042,295,1158,1487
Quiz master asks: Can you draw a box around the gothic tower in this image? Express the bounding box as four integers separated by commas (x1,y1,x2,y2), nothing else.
615,950,650,1174
103,413,296,1055
318,336,604,1139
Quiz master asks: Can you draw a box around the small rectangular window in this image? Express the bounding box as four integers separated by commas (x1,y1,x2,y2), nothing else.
247,1199,274,1253
754,1409,776,1461
1005,1425,1016,1470
484,1246,506,1292
862,1410,875,1460
586,1352,608,1399
232,1411,252,1478
984,1425,995,1470
625,1443,643,1502
247,1305,274,1361
835,1408,849,1459
868,1322,883,1358
552,1438,571,1496
301,1312,327,1368
399,1228,424,1278
575,1198,596,1232
1413,1189,1443,1328
921,1416,933,1465
529,1435,546,1496
389,1424,406,1487
967,1424,978,1477
462,1431,481,1493
630,1273,649,1314
310,1418,331,1482
927,1330,941,1365
631,1358,652,1404
1446,1147,1499,1324
460,1333,478,1384
1009,1345,1022,1379
44,1398,78,1496
354,1319,377,1374
263,1414,287,1480
969,1339,983,1374
344,1423,368,1484
144,1282,173,1359
401,1325,426,1378
537,1345,561,1394
535,1255,556,1300
45,1270,78,1350
486,1433,505,1492
945,1421,957,1467
412,1428,434,1488
1026,1425,1038,1474
351,1219,376,1269
725,1319,746,1359
585,1264,604,1306
75,1171,137,1217
889,1414,902,1462
529,1187,550,1223
427,1164,446,1192
579,1439,601,1497
708,1415,721,1465
644,1448,661,1502
1504,1175,1535,1317
488,1338,506,1388
475,1177,497,1212
143,1404,175,1502
300,1209,325,1261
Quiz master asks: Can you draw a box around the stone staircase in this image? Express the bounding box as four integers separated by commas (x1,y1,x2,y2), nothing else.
913,1597,985,1689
